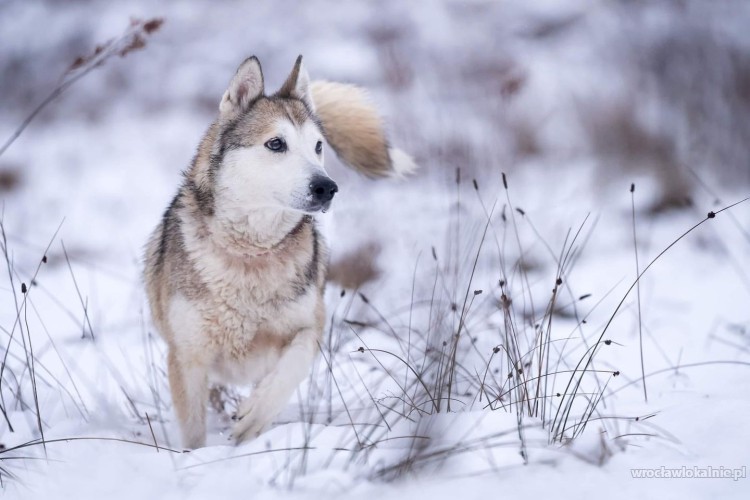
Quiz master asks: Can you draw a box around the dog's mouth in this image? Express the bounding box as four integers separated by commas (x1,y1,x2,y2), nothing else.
302,200,333,214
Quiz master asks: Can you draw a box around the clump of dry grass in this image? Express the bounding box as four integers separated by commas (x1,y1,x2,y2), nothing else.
0,167,21,194
327,241,382,290
0,17,170,482
0,17,164,159
273,172,750,484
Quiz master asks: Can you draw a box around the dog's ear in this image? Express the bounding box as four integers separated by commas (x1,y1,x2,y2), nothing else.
277,55,314,111
220,56,264,116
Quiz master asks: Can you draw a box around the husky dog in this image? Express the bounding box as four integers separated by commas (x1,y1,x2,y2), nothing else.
144,55,413,449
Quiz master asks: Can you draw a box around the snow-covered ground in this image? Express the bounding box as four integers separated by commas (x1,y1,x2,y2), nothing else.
1,1,749,498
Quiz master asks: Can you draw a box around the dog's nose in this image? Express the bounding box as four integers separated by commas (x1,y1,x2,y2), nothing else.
310,176,338,204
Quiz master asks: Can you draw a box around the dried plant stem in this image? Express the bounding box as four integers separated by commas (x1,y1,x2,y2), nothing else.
0,18,163,159
630,184,647,402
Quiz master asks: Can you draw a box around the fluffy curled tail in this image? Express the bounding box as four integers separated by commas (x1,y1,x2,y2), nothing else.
310,81,416,179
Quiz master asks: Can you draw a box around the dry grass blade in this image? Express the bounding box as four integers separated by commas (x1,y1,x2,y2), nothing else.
0,17,164,158
630,183,647,402
551,196,750,442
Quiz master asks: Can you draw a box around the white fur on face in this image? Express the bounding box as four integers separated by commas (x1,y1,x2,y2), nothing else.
216,118,331,215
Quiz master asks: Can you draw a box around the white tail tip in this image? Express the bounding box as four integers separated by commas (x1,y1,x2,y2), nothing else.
388,148,418,178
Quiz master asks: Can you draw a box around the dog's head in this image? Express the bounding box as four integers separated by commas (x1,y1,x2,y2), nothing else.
209,56,337,215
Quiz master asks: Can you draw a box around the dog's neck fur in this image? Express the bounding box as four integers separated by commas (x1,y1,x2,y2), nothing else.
209,207,305,258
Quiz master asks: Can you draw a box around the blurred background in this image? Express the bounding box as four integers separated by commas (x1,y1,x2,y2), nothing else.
2,0,749,212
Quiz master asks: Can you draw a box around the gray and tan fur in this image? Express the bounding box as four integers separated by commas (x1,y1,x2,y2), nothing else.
144,55,414,449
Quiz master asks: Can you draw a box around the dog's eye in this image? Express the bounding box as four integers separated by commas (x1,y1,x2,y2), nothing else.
264,138,287,152
315,140,323,155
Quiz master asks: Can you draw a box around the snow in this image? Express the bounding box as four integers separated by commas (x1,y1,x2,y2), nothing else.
1,0,749,498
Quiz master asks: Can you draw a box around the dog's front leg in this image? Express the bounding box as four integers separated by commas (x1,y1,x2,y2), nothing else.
168,349,209,449
233,328,318,443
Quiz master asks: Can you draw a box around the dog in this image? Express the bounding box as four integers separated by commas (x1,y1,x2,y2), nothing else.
144,55,414,449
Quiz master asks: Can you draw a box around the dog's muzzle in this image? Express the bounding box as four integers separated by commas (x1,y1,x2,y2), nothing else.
309,176,338,212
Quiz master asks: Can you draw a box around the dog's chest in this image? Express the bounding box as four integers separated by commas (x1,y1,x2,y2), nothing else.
199,251,317,355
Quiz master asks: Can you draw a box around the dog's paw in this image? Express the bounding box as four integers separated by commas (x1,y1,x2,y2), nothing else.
231,415,267,444
231,400,270,444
